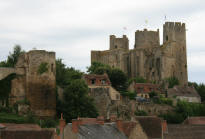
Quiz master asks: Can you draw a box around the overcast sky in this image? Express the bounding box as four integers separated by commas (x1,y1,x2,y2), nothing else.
0,0,204,83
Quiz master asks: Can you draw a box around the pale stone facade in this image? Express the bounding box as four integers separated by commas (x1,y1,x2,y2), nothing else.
91,22,188,85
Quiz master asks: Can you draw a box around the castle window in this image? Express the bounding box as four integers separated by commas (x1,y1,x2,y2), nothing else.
51,64,54,72
166,35,168,41
115,45,117,49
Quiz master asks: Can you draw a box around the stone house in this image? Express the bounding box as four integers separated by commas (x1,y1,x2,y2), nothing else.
82,74,121,118
83,73,111,86
128,82,162,99
167,85,201,103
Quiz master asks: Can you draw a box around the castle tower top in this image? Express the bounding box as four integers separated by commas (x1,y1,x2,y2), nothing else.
109,35,129,50
163,22,186,43
134,29,160,48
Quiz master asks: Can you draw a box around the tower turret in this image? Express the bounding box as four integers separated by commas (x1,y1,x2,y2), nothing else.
109,35,129,50
134,29,160,48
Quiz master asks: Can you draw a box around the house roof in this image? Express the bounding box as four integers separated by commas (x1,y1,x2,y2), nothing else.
83,74,110,80
77,123,127,139
0,123,54,139
167,85,200,98
164,124,205,139
83,74,111,84
135,116,162,139
183,117,205,125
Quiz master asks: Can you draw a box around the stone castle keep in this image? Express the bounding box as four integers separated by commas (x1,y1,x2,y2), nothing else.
91,22,188,85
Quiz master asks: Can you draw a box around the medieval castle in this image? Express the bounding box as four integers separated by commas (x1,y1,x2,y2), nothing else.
91,22,188,85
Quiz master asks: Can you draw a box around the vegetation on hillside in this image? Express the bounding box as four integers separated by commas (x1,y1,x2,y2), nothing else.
159,101,205,123
87,62,128,91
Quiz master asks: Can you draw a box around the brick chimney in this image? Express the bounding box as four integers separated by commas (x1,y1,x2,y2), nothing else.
97,116,104,125
59,113,66,134
110,114,117,122
72,119,80,133
116,119,123,133
161,120,168,133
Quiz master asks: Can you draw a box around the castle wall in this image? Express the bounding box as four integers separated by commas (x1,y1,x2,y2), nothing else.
91,49,129,74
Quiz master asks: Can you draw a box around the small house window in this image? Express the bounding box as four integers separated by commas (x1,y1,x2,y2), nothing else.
115,45,117,49
101,79,106,85
91,79,96,85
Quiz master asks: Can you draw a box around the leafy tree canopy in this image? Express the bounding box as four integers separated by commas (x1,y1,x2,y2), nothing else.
0,45,24,67
57,79,98,122
56,59,83,87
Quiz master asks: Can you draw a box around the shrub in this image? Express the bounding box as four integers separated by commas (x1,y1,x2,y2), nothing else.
0,106,12,113
38,62,48,74
153,97,173,106
135,110,148,116
159,112,184,124
149,91,157,98
121,91,136,100
166,77,179,88
40,118,58,128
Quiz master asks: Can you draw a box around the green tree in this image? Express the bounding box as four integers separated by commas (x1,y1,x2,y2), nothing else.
56,59,82,87
87,62,110,74
196,84,205,102
109,68,128,91
57,79,98,122
0,45,24,67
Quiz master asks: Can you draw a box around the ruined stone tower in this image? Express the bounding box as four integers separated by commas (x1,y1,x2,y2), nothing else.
91,22,188,85
9,50,56,117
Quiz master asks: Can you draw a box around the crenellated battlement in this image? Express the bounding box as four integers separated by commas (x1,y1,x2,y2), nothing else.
134,29,160,48
109,35,129,50
163,22,185,32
